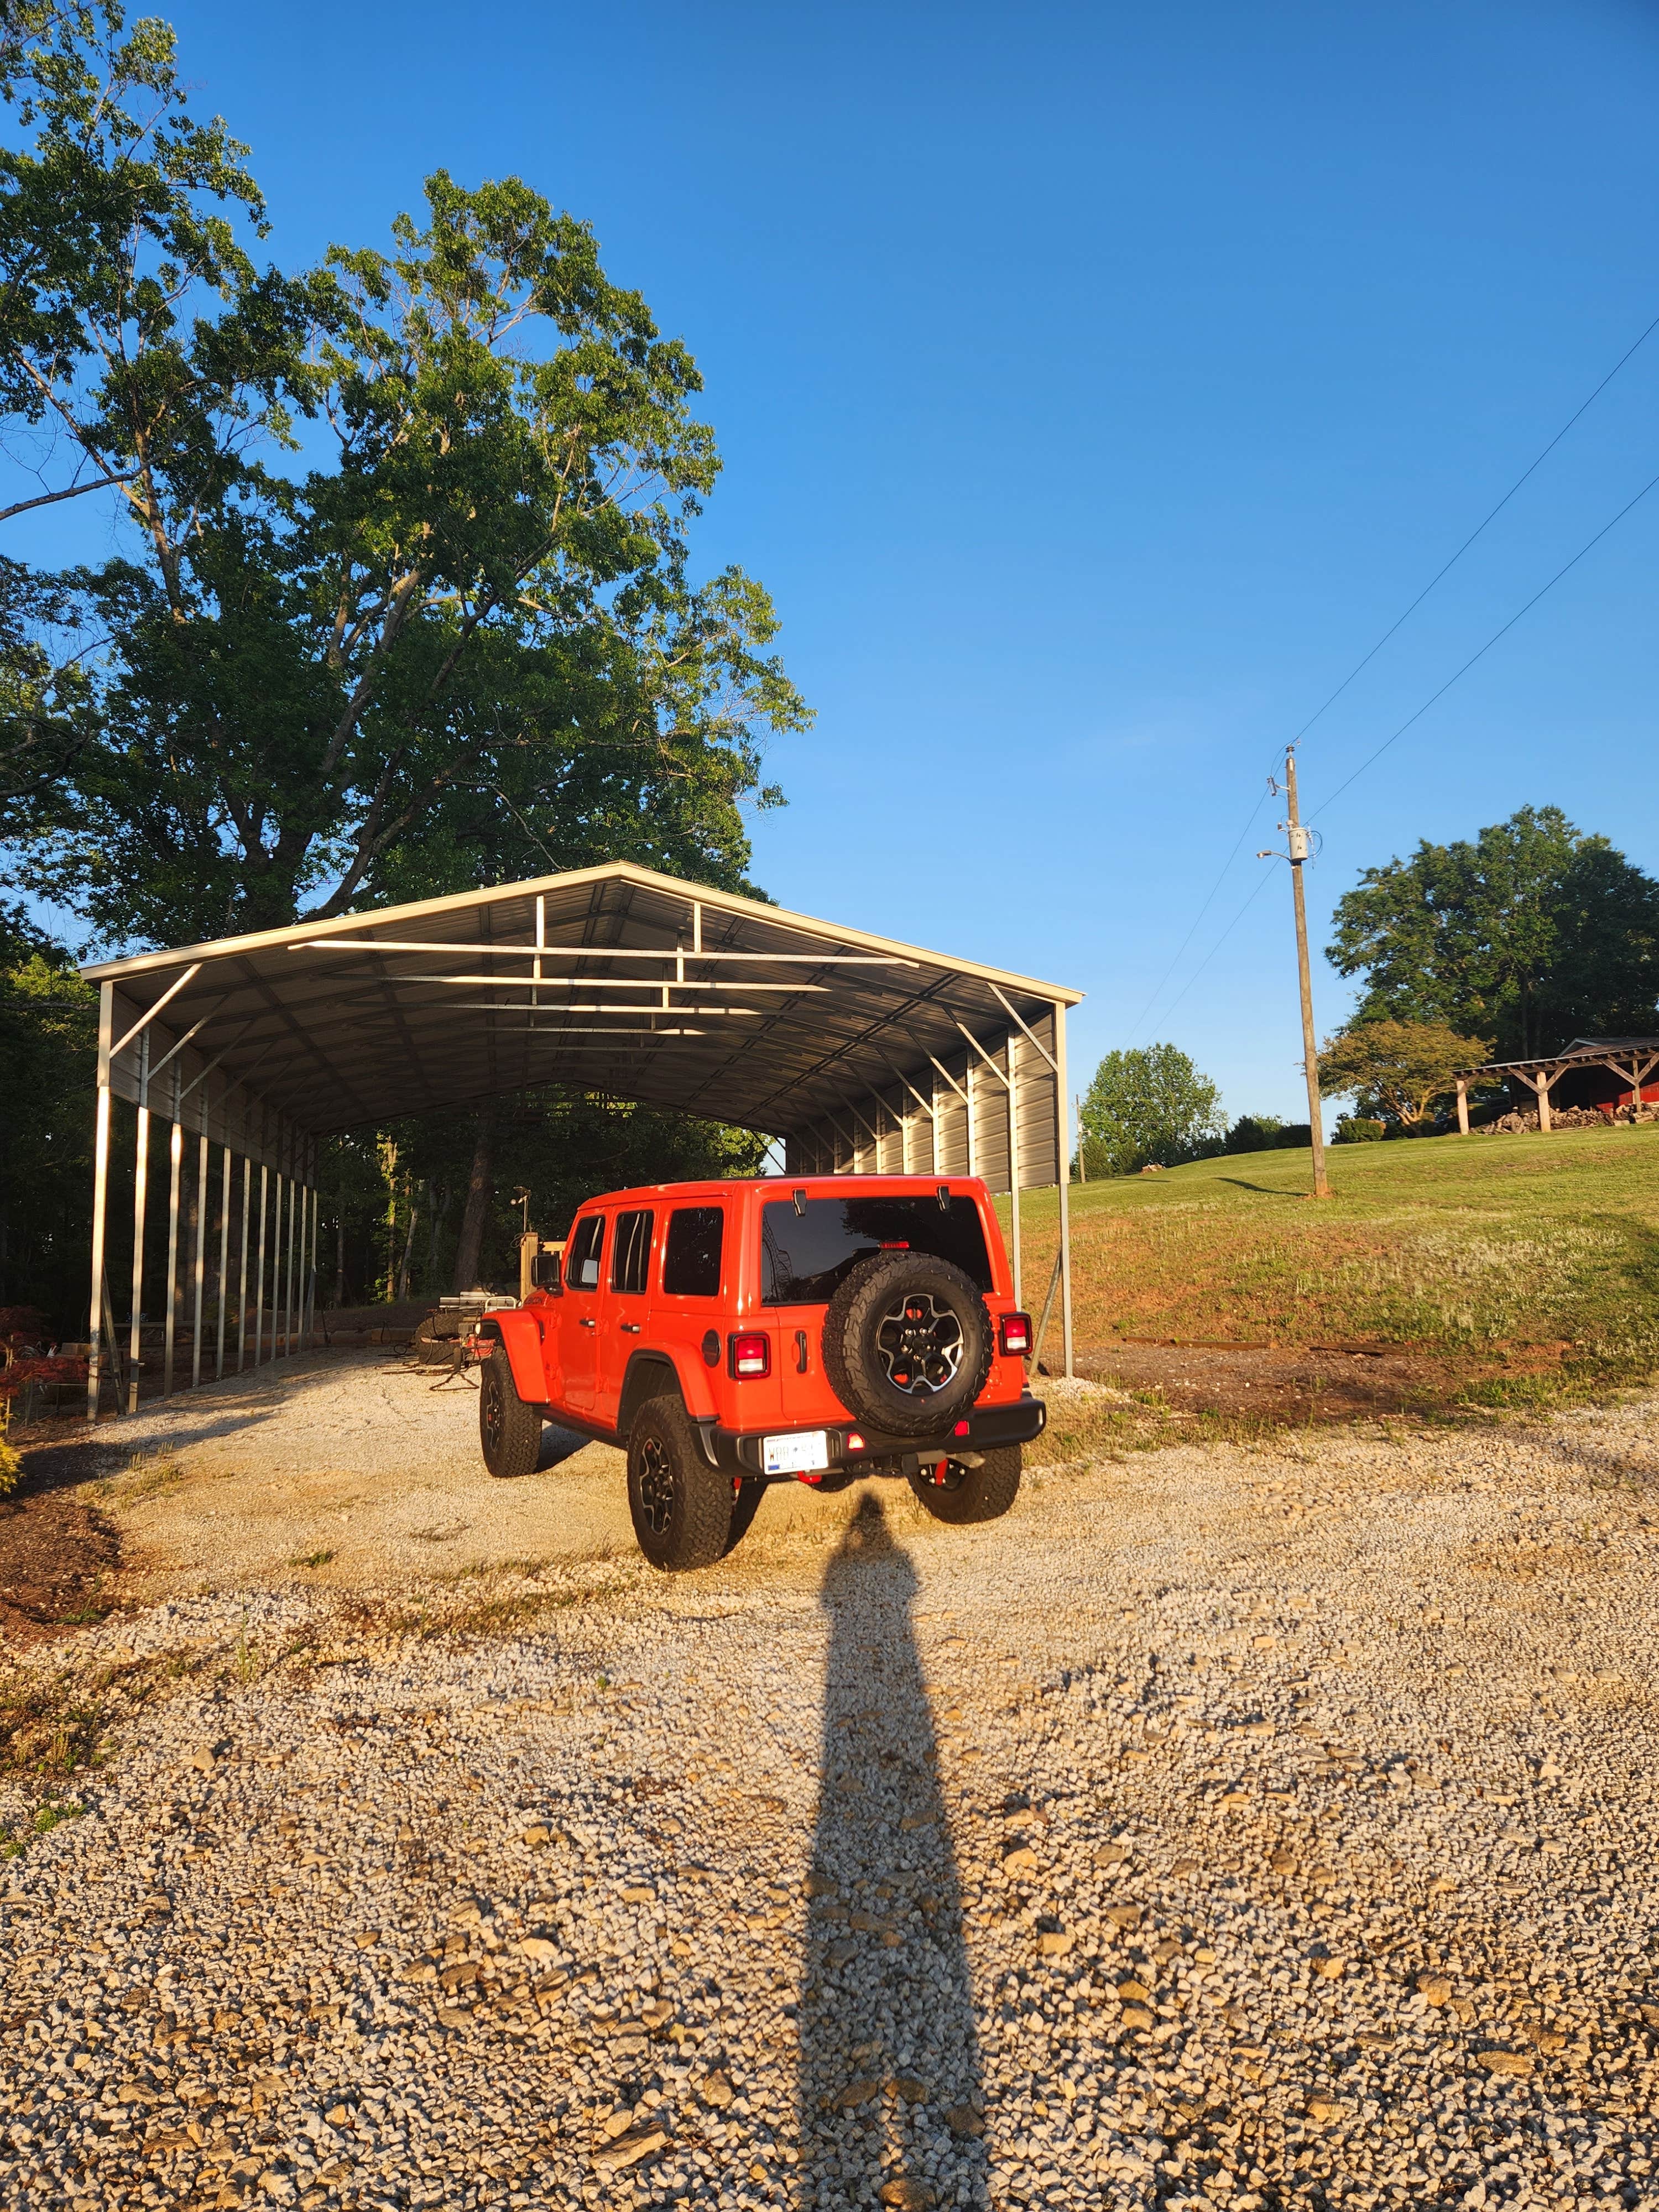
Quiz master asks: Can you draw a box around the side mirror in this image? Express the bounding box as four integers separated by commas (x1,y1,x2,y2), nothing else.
532,1250,562,1292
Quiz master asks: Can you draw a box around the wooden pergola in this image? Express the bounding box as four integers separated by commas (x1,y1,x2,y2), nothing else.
1451,1036,1659,1133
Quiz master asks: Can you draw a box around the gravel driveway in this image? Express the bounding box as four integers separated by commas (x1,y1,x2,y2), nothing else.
4,1390,1659,2210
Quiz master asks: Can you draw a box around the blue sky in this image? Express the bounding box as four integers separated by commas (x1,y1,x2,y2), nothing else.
12,0,1659,1128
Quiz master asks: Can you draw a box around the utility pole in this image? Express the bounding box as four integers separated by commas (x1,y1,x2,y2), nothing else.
1281,748,1331,1199
1261,750,1331,1199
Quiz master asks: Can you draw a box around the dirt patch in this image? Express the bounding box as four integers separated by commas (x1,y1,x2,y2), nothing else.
0,1484,119,1645
1073,1338,1536,1421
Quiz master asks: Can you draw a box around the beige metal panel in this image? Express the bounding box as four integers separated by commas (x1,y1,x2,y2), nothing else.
1013,1013,1061,1188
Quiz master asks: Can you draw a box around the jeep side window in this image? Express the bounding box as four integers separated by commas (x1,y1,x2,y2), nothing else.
662,1206,723,1297
611,1209,654,1296
567,1213,605,1290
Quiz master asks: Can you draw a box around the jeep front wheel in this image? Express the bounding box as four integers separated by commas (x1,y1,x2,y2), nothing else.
479,1344,542,1479
908,1444,1022,1525
627,1395,734,1571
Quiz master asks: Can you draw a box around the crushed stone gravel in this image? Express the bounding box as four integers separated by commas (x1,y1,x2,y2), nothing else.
5,1387,1659,2210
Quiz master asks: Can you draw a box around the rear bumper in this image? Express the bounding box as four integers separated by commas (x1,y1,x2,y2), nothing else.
697,1392,1047,1480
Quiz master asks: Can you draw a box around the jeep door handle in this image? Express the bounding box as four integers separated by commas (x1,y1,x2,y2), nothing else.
578,1317,596,1329
619,1322,641,1334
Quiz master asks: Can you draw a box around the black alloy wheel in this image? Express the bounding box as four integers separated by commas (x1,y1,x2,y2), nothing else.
821,1251,993,1437
625,1395,734,1571
479,1343,543,1479
907,1444,1022,1524
875,1290,965,1396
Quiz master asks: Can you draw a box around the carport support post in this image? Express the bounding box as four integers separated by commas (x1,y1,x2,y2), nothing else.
305,1182,318,1349
216,1144,231,1379
1455,1077,1470,1136
1008,1039,1022,1311
254,1165,268,1364
85,984,113,1422
278,1170,289,1357
191,1132,208,1387
127,1031,150,1415
285,1173,296,1358
278,1171,290,1358
163,1102,182,1397
236,1157,251,1371
1054,1000,1074,1379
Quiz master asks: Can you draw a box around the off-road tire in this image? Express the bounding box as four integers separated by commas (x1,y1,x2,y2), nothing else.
413,1313,457,1366
821,1251,993,1437
479,1343,542,1479
627,1394,734,1572
908,1444,1022,1525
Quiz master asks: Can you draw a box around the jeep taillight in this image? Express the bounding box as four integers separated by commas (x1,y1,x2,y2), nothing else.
728,1330,771,1379
999,1312,1032,1358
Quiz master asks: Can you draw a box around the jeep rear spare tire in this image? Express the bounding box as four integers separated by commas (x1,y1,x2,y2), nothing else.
821,1251,993,1437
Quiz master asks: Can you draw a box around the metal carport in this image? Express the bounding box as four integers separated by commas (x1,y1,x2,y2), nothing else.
80,862,1084,1417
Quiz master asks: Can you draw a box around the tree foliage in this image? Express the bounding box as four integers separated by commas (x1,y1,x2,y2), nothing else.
321,1091,769,1308
1077,1044,1224,1178
0,899,96,1329
1221,1112,1310,1155
1317,1017,1491,1129
0,7,808,1334
0,6,809,947
1327,806,1659,1060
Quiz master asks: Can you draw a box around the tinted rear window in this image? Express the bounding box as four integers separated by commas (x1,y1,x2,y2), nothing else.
663,1206,723,1297
760,1195,992,1306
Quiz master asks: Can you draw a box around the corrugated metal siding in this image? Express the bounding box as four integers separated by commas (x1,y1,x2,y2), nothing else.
784,1006,1062,1194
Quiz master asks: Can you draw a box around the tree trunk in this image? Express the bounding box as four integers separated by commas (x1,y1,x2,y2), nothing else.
452,1111,495,1292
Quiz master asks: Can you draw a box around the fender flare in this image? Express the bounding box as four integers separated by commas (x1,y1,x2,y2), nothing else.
475,1310,548,1409
617,1347,717,1437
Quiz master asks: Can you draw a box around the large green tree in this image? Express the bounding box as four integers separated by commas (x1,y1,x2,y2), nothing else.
0,7,808,947
1317,1017,1491,1129
1077,1043,1224,1178
0,899,96,1329
0,5,808,1326
1327,806,1659,1060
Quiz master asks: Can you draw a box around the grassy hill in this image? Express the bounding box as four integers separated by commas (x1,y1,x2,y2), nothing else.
1004,1123,1659,1421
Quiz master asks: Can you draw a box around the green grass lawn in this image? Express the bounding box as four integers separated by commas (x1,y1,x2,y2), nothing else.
1002,1123,1659,1415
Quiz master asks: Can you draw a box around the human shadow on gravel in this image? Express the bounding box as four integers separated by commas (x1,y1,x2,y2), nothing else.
795,1495,987,2210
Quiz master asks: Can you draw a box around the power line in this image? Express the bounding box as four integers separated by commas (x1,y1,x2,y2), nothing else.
1313,461,1659,818
1124,307,1659,1051
1155,869,1275,1031
1291,305,1659,752
1126,785,1273,1042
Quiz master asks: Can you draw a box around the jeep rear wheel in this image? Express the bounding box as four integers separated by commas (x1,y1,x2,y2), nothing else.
908,1444,1022,1525
627,1395,734,1572
479,1344,542,1479
821,1251,993,1437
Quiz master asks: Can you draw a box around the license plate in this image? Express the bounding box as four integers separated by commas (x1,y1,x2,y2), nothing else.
762,1429,831,1477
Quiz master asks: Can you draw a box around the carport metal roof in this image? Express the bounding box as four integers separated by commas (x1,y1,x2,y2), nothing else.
80,864,1083,1416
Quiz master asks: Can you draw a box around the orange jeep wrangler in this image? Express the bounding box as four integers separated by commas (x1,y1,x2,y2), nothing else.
472,1175,1045,1571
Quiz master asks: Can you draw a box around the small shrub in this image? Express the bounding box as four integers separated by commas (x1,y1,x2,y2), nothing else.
1334,1115,1386,1144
